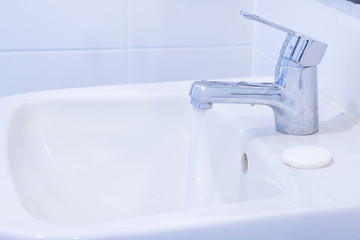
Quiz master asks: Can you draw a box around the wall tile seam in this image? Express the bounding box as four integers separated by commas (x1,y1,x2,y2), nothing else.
252,45,277,62
126,45,252,51
124,0,129,84
319,91,360,125
251,0,259,46
0,48,128,54
0,45,253,54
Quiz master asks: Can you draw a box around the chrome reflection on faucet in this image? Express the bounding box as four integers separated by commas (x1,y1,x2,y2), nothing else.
189,11,327,135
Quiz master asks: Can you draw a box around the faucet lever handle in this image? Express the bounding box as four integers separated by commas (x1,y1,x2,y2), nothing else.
240,10,327,67
240,11,295,35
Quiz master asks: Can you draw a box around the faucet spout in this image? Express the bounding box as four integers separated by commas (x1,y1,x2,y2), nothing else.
189,63,319,135
189,80,286,110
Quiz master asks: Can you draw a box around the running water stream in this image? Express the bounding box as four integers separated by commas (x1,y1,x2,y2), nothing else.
185,107,206,209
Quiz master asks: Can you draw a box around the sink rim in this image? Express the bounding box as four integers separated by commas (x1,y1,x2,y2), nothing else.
0,77,359,239
0,78,300,237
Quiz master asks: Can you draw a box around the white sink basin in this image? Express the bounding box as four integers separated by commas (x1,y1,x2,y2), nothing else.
1,77,360,239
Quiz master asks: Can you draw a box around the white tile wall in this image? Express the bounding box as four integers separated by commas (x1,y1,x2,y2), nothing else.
128,47,252,83
251,47,275,77
127,0,253,48
0,50,127,97
0,0,127,50
0,0,255,96
253,0,360,118
2,0,359,121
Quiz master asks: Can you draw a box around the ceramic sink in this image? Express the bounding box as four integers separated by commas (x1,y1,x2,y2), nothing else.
1,77,360,239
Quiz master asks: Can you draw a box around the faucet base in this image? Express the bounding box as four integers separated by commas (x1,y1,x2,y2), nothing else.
273,107,319,135
275,123,319,135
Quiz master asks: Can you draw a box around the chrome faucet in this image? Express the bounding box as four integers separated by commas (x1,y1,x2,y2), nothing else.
189,11,327,135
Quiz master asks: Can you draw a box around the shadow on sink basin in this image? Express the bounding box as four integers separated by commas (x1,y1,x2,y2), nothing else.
7,94,289,224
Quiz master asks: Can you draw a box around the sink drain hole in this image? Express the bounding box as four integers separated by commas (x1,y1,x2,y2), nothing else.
242,153,248,175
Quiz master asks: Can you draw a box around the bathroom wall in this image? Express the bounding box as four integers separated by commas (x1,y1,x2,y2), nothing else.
253,0,360,119
1,0,359,121
0,0,253,97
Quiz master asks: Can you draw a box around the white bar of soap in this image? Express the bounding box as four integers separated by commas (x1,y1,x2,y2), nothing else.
282,145,332,169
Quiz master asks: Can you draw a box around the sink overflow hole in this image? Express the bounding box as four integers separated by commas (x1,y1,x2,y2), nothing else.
242,153,248,175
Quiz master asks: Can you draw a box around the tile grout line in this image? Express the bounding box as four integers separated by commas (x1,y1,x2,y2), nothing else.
252,45,277,63
251,0,257,76
124,0,129,84
0,45,252,54
319,92,360,126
